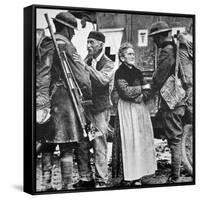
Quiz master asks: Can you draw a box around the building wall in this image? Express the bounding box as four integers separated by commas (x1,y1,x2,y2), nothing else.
97,12,193,71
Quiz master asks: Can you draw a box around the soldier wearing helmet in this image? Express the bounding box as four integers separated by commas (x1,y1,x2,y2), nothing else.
148,21,186,183
36,11,92,191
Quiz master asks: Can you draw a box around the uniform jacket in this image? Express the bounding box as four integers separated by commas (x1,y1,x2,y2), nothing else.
151,41,185,110
85,54,115,113
36,33,92,143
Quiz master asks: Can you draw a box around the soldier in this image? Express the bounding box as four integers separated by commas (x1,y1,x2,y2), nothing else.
36,12,91,190
148,21,186,183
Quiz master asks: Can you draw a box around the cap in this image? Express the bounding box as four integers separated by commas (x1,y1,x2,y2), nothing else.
88,31,105,43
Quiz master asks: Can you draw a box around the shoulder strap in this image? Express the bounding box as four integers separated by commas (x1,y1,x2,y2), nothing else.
175,40,180,78
175,40,187,87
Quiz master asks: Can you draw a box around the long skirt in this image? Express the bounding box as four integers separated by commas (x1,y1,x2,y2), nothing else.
112,99,157,181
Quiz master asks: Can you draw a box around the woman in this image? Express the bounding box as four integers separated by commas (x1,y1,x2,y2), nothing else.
112,42,157,186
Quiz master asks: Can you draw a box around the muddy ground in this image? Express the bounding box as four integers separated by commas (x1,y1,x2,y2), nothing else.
36,139,193,192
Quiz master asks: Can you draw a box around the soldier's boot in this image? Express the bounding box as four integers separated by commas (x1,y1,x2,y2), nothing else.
60,151,73,190
42,152,53,191
168,141,182,183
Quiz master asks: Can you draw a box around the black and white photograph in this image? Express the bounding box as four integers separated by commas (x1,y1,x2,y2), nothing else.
24,4,195,195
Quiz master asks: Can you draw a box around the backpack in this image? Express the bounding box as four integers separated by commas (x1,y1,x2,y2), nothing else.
36,29,52,124
177,32,193,124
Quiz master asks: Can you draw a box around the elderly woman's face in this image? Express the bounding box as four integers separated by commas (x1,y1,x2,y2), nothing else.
121,47,135,66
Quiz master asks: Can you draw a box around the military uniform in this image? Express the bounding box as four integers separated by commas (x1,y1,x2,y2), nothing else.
149,21,186,182
36,12,91,190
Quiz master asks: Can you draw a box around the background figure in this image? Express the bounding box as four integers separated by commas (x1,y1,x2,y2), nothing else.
148,21,186,183
36,12,92,191
73,31,115,188
112,42,157,186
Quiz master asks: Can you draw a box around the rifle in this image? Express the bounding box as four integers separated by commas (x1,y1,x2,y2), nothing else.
44,13,88,137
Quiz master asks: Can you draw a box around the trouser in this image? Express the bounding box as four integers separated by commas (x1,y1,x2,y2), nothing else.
75,109,110,183
40,143,74,190
162,106,185,179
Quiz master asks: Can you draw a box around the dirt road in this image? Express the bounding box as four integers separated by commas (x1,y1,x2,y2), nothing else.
36,140,193,192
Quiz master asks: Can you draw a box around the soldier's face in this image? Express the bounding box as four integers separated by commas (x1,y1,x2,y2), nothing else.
153,35,162,47
68,28,75,40
121,48,135,66
87,38,103,57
